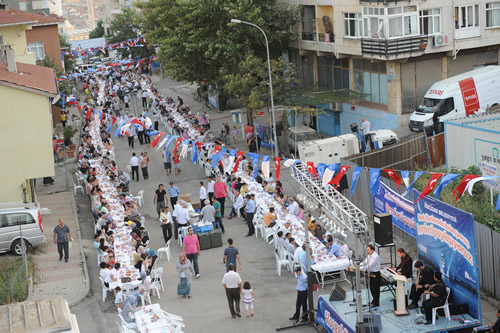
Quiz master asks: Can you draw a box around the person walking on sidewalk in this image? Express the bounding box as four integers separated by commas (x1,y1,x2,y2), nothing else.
153,184,167,218
223,238,241,272
207,176,215,203
199,181,207,209
168,181,180,208
140,152,149,180
159,206,173,244
212,196,225,233
244,194,256,237
130,152,140,181
53,218,73,262
214,176,227,217
182,227,201,278
222,264,242,318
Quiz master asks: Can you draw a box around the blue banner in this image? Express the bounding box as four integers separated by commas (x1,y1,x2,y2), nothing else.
373,182,416,238
316,296,355,333
253,121,272,149
413,189,481,320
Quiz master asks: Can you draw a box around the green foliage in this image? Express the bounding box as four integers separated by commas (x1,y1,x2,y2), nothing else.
63,126,77,141
138,0,299,84
59,35,76,72
37,55,58,72
413,165,500,232
0,258,32,305
107,9,154,59
89,19,105,39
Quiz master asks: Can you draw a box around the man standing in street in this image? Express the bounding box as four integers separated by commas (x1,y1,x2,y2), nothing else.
214,177,227,217
53,218,72,262
168,181,180,208
207,176,215,203
153,184,167,218
289,266,308,323
361,116,371,146
199,181,207,209
175,201,190,241
162,150,172,176
244,194,255,237
130,152,140,182
360,244,381,307
222,264,242,318
212,196,225,233
183,227,201,278
223,238,241,272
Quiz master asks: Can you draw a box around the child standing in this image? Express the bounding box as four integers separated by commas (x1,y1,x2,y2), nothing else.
241,281,257,317
232,126,239,144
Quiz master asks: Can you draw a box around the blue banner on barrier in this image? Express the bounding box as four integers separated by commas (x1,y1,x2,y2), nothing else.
413,189,481,320
253,121,272,149
316,296,355,333
373,182,416,238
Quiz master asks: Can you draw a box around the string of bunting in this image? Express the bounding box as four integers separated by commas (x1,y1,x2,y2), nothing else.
71,36,149,57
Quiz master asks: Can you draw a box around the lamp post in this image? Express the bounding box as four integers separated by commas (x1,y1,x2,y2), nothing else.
230,19,279,158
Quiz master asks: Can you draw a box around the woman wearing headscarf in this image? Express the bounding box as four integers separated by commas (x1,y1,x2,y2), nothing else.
176,253,195,299
121,294,138,323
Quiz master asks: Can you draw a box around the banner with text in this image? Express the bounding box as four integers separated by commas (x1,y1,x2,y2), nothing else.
413,189,481,319
316,296,355,333
373,182,416,238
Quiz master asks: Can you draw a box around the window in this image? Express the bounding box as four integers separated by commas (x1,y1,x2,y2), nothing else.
455,5,479,29
344,13,362,37
318,56,333,89
19,2,27,10
27,41,44,60
420,9,441,35
31,0,48,9
333,58,349,90
487,3,500,28
0,213,35,228
353,59,388,105
362,5,418,39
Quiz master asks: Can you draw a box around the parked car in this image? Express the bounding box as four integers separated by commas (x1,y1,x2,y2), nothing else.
0,202,45,255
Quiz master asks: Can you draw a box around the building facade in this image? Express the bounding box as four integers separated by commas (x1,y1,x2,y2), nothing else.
282,0,500,136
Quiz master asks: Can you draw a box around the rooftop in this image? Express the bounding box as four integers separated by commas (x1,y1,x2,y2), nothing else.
5,8,65,26
0,8,37,27
0,62,57,96
445,112,500,134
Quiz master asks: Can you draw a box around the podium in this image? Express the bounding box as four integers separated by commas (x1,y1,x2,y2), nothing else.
392,274,409,316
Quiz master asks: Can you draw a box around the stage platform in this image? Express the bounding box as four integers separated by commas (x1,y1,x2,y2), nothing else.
316,291,480,333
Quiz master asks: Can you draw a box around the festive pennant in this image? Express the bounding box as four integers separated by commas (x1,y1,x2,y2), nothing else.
262,156,270,180
85,109,92,120
316,163,326,179
228,150,236,170
415,173,443,203
120,123,132,137
131,118,146,128
384,169,402,190
330,165,350,189
148,132,165,148
180,140,189,159
164,135,176,152
113,120,126,137
496,193,500,212
191,141,198,164
322,164,337,187
233,151,245,173
210,148,227,168
433,173,460,199
307,161,318,178
248,153,260,180
111,116,117,125
465,176,499,196
172,137,183,155
274,157,281,181
283,159,299,168
404,171,425,197
156,136,169,151
350,167,363,198
452,175,480,201
369,168,381,197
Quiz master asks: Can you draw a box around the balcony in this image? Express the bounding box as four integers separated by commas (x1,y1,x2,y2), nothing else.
361,35,428,60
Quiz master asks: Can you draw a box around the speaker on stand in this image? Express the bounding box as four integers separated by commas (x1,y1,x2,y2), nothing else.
328,283,346,301
374,213,393,245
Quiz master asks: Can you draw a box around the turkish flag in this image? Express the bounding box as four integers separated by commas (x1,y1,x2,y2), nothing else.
214,145,220,153
330,165,350,189
452,175,480,201
172,137,183,155
111,116,117,125
85,108,92,120
131,118,146,128
233,151,245,173
275,157,281,181
384,169,402,190
148,132,165,148
415,173,443,203
307,161,318,178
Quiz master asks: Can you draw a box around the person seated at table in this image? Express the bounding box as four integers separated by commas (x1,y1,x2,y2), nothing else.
227,193,245,219
338,238,350,259
313,223,327,244
93,234,101,249
139,227,149,245
105,230,114,245
263,207,277,227
297,204,305,220
234,177,244,192
326,235,340,257
99,261,112,288
392,248,413,278
120,294,138,323
287,198,300,216
307,214,315,232
110,263,121,282
276,231,286,248
106,249,116,267
276,193,286,206
282,195,291,208
240,183,248,197
298,245,315,268
285,232,292,243
286,237,298,256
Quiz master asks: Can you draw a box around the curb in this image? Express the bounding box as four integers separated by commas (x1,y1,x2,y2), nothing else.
68,192,90,307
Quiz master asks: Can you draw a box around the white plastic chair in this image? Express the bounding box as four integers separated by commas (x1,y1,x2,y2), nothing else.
98,276,110,302
118,313,137,331
274,252,291,276
151,267,165,292
73,182,84,195
139,292,151,307
432,287,451,325
96,249,104,266
157,240,172,261
134,190,144,207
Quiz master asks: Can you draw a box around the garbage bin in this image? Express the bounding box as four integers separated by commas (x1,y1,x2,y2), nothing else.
197,231,212,250
209,229,223,248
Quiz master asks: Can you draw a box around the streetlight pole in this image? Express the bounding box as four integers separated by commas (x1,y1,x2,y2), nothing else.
230,19,279,159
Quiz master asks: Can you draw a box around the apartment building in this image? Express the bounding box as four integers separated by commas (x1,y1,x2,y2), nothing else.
282,0,500,136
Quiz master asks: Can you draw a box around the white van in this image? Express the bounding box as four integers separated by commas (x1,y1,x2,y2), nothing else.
409,66,500,133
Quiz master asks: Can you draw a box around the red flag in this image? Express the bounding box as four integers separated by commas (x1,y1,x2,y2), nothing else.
275,157,281,181
452,175,480,201
214,145,220,153
131,118,146,128
148,132,165,148
384,169,402,190
232,151,245,173
415,173,443,203
85,109,92,120
172,137,182,155
111,116,117,125
126,61,134,69
330,165,351,189
306,161,318,178
196,141,204,150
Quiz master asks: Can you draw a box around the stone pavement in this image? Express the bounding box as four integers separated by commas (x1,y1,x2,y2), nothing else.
28,190,90,307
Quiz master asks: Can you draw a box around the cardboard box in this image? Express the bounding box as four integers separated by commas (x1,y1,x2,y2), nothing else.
180,193,191,202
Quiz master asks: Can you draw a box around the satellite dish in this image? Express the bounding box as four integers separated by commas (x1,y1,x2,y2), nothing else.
52,94,61,105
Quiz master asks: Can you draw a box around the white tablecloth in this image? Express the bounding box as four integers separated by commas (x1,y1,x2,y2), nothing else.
134,304,172,333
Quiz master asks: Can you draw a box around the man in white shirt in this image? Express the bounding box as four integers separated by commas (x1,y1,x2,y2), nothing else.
360,117,371,150
287,198,300,216
199,181,207,208
222,264,242,318
175,202,190,240
129,152,140,181
207,176,215,202
227,193,244,219
360,244,381,307
338,239,350,259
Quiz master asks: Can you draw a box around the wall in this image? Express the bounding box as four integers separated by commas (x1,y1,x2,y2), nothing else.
316,108,340,137
339,103,399,135
0,85,54,202
0,24,36,65
26,25,63,71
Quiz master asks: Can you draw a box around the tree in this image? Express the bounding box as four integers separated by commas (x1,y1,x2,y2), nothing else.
138,0,299,86
89,19,105,39
107,9,154,59
59,35,76,72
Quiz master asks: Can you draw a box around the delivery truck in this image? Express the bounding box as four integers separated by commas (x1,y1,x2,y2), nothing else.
409,66,500,133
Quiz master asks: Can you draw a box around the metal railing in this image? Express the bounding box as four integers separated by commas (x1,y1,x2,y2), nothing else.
361,35,428,58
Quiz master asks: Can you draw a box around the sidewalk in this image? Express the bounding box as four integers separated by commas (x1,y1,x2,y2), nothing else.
27,189,89,307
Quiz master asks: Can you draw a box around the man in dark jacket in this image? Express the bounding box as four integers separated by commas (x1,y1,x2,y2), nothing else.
394,248,413,278
408,261,434,309
422,272,448,325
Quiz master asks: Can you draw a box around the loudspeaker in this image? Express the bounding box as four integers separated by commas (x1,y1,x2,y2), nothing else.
363,314,382,333
449,303,469,315
328,283,346,301
373,213,393,245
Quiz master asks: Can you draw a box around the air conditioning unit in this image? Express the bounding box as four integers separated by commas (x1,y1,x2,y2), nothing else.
433,34,448,47
330,102,343,112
